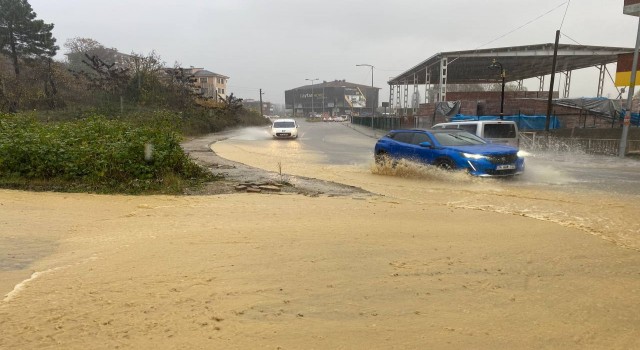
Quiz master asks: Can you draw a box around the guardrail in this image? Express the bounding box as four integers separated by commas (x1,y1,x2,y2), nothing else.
351,116,403,130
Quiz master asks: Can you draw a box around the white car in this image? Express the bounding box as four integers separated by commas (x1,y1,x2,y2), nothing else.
334,115,348,122
271,119,299,139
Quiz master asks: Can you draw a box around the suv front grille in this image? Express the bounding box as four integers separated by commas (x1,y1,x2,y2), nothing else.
485,169,519,176
486,153,517,164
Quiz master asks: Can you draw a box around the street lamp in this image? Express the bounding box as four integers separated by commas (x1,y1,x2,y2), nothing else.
322,85,325,116
356,64,375,129
305,78,319,117
489,59,505,120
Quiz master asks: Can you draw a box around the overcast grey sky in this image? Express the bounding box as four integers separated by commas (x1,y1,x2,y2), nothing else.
29,0,640,105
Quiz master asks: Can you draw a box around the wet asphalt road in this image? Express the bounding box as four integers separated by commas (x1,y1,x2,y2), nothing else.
292,119,375,165
287,119,640,196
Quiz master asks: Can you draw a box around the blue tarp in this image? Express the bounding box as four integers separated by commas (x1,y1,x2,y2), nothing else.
450,114,561,130
622,110,640,126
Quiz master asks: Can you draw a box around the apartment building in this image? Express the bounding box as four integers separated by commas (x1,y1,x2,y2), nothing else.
189,68,229,101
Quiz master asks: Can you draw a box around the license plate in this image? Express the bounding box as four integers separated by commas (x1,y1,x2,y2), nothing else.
497,164,516,170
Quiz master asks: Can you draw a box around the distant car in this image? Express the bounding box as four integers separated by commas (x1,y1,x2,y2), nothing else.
271,119,299,139
333,115,348,122
374,129,525,177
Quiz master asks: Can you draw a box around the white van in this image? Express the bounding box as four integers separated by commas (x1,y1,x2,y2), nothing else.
432,120,519,148
271,118,299,139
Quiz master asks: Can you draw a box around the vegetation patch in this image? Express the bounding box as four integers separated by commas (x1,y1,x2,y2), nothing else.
0,113,216,194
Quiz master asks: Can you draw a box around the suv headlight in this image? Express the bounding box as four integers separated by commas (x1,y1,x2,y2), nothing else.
462,153,487,160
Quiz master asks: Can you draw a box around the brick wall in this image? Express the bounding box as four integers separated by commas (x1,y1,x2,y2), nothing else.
414,91,622,129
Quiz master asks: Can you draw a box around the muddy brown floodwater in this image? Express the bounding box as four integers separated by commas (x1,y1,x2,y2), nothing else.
1,131,639,349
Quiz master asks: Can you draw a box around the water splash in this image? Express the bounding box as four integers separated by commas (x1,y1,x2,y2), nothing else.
370,158,484,183
228,127,272,141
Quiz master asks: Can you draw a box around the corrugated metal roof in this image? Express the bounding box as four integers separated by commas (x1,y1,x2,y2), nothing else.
293,80,380,90
388,43,634,85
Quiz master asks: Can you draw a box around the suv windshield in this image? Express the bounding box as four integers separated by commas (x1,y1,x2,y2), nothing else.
433,131,486,146
273,122,295,128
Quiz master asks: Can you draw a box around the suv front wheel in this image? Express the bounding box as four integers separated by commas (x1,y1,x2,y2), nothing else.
435,158,455,170
375,151,388,164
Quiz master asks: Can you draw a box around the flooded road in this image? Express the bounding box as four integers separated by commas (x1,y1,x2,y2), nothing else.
214,120,640,251
233,119,640,195
520,150,640,195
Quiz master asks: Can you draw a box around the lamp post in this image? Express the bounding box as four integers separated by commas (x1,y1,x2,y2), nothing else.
322,85,325,116
356,64,375,130
489,59,505,120
259,88,264,117
305,78,318,117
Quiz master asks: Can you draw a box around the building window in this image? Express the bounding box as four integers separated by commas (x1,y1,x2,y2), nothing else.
200,77,208,83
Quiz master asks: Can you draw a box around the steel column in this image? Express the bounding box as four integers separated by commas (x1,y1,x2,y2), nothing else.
439,57,448,101
389,84,395,116
538,76,545,92
596,65,606,97
562,71,572,98
425,68,431,103
412,73,419,113
403,81,409,116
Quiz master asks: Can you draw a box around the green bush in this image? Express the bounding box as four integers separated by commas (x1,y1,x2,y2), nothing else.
0,113,213,193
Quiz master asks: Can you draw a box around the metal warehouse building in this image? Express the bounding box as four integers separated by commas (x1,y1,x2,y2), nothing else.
387,43,633,127
285,80,380,118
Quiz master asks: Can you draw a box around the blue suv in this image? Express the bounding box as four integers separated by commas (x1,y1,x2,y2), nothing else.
374,129,524,177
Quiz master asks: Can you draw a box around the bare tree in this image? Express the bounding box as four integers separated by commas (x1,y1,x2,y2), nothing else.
63,37,120,76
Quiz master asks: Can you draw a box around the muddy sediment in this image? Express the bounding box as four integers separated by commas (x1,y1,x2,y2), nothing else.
1,129,640,349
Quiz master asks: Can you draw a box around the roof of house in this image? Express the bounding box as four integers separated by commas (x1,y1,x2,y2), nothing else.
193,69,229,79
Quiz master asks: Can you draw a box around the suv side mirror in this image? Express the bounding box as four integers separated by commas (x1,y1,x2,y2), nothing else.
419,141,432,148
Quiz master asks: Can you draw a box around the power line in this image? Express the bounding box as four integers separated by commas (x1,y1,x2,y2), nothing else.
475,1,568,50
560,31,581,45
375,67,405,72
605,66,622,96
559,0,572,31
227,85,261,91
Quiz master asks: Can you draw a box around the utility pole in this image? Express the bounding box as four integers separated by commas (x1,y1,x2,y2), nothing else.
259,89,264,117
545,30,560,132
356,64,375,130
489,59,505,120
305,78,319,117
620,17,640,157
322,86,325,116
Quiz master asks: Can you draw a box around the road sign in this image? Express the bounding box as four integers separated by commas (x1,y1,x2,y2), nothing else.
615,53,640,86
